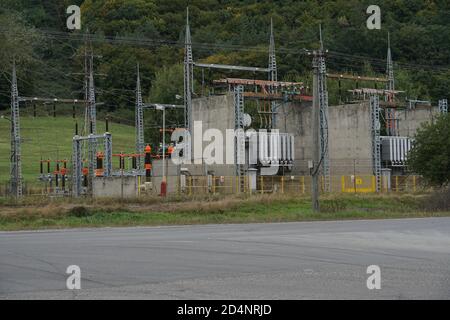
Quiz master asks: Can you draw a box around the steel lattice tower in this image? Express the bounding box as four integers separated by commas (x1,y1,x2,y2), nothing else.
88,54,97,135
135,63,145,172
184,7,194,134
386,33,395,92
234,85,246,190
268,18,278,129
318,26,330,192
370,95,381,192
87,53,97,195
10,61,23,198
385,32,398,136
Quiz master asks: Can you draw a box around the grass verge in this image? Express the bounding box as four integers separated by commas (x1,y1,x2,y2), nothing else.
0,193,449,231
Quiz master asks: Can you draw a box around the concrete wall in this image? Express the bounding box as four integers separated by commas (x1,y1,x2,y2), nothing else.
189,94,237,176
188,95,439,178
276,101,373,175
93,176,138,198
191,94,235,136
397,105,439,137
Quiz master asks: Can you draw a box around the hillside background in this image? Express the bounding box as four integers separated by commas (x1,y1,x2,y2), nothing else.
1,0,450,108
0,0,449,185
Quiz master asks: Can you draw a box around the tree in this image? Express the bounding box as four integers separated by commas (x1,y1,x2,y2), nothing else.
408,114,450,187
146,63,185,146
0,11,42,109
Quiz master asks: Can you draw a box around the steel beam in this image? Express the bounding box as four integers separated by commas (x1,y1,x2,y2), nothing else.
194,63,270,73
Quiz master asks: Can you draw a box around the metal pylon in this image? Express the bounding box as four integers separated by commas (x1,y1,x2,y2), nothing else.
318,26,330,192
370,95,381,192
386,32,395,92
184,7,194,134
268,18,278,129
88,53,96,135
10,61,22,198
87,54,97,195
385,32,397,136
234,85,246,190
135,63,145,172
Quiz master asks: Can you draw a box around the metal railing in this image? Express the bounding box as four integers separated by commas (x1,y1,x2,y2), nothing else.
175,175,426,196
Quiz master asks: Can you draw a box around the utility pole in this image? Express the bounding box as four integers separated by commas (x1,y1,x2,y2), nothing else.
162,106,166,184
318,26,330,193
312,49,322,212
10,61,23,198
184,7,194,134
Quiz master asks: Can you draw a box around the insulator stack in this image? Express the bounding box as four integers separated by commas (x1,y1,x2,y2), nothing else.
61,160,67,190
119,152,125,170
145,145,152,182
55,162,60,187
82,167,88,187
96,152,104,177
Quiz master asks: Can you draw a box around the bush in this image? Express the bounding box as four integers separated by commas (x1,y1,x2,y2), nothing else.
421,188,450,212
68,206,92,217
408,114,450,187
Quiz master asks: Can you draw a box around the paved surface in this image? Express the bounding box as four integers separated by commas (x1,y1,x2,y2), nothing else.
1,218,449,299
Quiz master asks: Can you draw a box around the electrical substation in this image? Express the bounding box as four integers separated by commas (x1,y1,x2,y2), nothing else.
4,10,448,199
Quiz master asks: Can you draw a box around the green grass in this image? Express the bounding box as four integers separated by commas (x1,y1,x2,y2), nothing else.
0,194,448,231
0,115,135,186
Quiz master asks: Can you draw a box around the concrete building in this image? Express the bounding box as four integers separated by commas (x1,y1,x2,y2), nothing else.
177,93,440,180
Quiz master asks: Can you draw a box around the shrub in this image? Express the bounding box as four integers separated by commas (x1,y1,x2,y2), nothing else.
68,206,92,217
421,188,450,212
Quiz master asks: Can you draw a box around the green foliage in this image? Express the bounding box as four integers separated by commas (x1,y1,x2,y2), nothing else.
1,0,450,113
408,114,450,187
146,63,186,144
149,63,184,104
0,11,42,107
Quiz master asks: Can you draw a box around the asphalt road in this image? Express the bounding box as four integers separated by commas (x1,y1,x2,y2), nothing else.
1,218,449,299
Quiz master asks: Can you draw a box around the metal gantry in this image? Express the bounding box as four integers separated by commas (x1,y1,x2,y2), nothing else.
194,63,270,73
370,95,382,192
72,133,112,197
268,18,278,129
10,61,23,198
318,26,330,192
439,99,448,114
135,64,145,173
